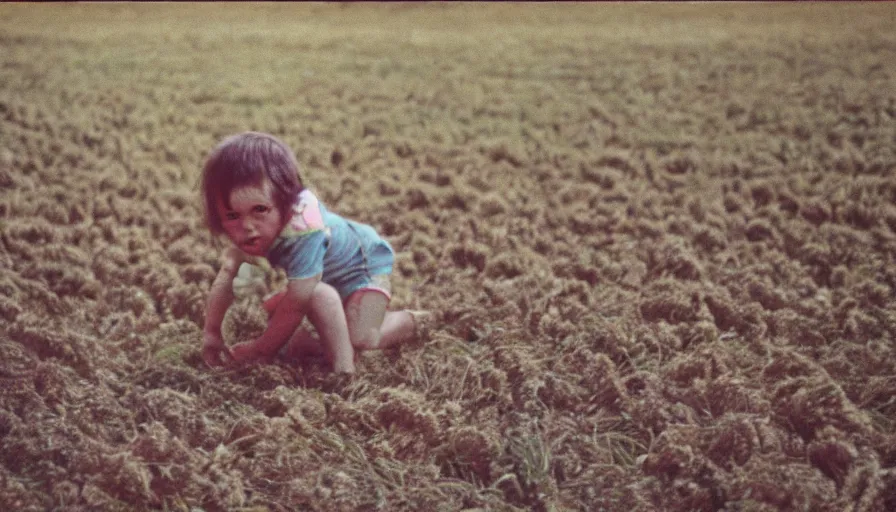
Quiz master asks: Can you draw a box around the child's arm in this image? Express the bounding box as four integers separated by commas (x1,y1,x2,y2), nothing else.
231,275,319,362
202,247,243,367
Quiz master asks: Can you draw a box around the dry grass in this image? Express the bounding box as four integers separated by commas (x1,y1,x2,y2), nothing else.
2,2,896,511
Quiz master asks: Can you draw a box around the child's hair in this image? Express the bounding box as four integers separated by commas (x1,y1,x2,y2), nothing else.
200,132,304,235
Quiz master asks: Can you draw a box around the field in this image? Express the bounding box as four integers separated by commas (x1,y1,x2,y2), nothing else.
1,3,895,511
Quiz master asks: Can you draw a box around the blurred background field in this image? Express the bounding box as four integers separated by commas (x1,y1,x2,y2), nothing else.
1,3,895,511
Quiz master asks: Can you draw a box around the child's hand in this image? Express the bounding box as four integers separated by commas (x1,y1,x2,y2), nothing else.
202,332,233,368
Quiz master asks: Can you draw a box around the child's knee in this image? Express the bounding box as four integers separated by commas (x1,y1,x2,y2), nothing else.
351,327,382,350
311,282,342,309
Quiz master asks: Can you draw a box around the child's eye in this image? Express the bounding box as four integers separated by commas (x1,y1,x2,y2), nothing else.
253,205,269,214
225,212,240,221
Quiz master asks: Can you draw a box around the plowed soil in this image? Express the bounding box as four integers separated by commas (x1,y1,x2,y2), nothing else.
1,3,895,511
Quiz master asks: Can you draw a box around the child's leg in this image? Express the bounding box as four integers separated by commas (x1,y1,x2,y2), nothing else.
272,283,355,373
262,291,286,317
344,290,417,350
264,289,318,357
306,282,355,373
281,327,324,359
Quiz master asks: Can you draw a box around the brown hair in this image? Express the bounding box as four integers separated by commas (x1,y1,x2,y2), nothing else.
200,132,303,235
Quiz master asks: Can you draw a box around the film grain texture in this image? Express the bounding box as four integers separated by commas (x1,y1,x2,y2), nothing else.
1,3,895,511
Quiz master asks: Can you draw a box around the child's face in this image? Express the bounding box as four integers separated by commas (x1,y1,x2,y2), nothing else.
217,180,284,257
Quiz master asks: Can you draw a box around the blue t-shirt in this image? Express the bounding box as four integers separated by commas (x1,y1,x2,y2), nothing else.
264,190,394,286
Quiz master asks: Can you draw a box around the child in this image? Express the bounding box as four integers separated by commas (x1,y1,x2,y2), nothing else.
199,131,426,374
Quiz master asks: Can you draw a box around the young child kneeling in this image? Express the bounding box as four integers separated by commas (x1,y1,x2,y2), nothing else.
199,131,427,374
